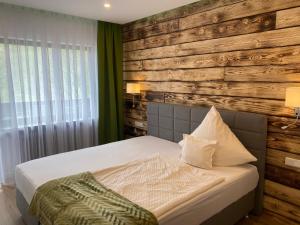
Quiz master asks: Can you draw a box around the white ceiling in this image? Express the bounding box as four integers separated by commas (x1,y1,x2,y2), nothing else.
0,0,200,24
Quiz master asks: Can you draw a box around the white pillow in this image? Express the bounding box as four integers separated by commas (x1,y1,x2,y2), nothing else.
180,106,257,166
181,134,217,169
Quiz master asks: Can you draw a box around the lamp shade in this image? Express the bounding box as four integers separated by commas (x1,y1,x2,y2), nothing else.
126,83,140,94
285,87,300,107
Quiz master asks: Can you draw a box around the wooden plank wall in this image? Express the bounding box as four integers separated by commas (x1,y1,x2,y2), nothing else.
122,0,300,223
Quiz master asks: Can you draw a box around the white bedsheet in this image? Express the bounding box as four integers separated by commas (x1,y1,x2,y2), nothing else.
94,155,225,218
15,136,258,225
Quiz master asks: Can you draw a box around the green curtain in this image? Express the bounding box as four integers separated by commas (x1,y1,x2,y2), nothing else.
97,21,124,144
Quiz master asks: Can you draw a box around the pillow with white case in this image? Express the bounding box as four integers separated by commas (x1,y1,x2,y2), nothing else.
181,134,217,169
179,106,257,166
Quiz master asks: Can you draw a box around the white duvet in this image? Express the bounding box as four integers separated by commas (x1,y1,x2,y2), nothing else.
94,154,225,218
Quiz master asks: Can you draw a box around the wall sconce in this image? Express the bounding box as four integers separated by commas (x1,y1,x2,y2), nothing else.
282,87,300,129
126,83,141,108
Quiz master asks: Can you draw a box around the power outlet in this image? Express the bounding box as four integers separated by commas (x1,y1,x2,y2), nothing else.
285,157,300,169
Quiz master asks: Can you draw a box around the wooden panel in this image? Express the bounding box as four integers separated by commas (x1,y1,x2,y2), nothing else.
143,91,165,102
225,65,300,82
179,0,300,30
266,148,300,172
124,22,300,61
123,0,300,222
264,195,300,223
123,20,179,42
265,180,300,207
124,117,147,130
142,46,300,70
124,25,300,61
124,91,165,103
140,81,300,100
268,116,300,136
237,209,300,225
125,12,275,51
164,93,294,117
124,126,146,137
124,99,147,111
124,68,224,81
267,133,300,154
265,164,300,189
123,39,145,52
122,0,245,32
123,61,143,71
125,26,300,61
277,7,300,29
125,108,146,120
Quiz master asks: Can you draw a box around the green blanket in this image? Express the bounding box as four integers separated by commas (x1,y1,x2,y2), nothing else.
29,172,158,225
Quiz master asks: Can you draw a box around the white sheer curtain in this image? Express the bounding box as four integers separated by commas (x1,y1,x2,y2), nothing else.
0,3,98,185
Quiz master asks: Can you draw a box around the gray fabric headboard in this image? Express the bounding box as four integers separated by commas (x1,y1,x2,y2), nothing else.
147,102,267,214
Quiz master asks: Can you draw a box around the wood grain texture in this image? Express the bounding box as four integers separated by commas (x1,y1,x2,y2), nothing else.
237,209,300,225
266,148,300,172
268,116,300,136
179,0,300,30
123,0,300,223
124,99,147,111
139,81,300,100
267,132,300,154
123,61,143,71
125,108,146,120
124,68,224,81
125,91,165,103
122,0,245,32
124,126,146,137
124,117,147,130
225,65,300,82
265,164,300,189
276,7,300,29
124,12,275,52
142,46,300,70
123,39,145,52
124,25,300,61
164,93,293,117
264,195,300,223
123,20,179,42
265,180,300,207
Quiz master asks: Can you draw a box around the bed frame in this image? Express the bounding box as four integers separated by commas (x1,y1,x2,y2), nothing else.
147,103,267,225
16,103,267,225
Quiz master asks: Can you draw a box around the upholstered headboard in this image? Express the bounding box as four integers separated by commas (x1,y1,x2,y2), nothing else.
147,102,267,214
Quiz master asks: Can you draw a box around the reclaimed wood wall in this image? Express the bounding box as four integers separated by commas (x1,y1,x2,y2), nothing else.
122,0,300,223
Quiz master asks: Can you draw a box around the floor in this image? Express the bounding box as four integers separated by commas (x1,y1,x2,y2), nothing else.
0,186,296,225
0,187,24,225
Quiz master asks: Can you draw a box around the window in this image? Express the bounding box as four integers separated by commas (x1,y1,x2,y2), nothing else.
0,40,98,129
0,3,98,185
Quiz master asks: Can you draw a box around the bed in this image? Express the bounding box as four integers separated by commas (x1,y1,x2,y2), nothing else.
15,103,267,225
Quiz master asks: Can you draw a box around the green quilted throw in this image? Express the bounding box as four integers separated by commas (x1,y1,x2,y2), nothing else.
29,172,158,225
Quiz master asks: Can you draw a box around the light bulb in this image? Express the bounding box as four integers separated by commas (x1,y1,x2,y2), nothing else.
104,3,111,8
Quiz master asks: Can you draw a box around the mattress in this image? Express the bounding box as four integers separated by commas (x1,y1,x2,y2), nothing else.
15,136,259,225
